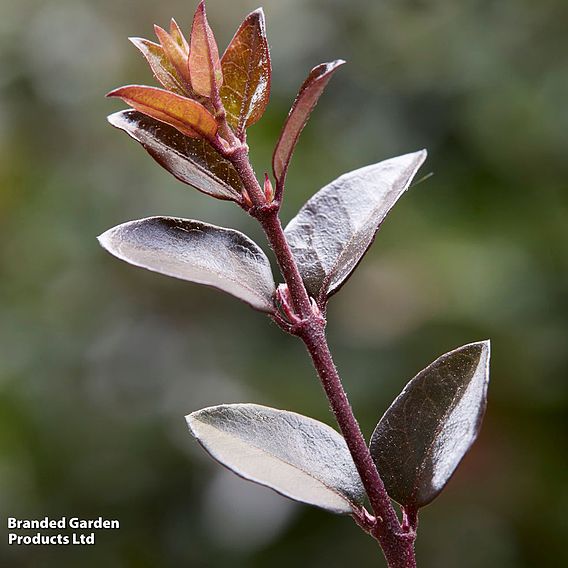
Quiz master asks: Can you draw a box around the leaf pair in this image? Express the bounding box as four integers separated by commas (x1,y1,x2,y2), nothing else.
110,3,224,143
151,19,192,94
115,3,270,134
98,149,426,314
130,25,189,97
109,6,346,209
113,4,341,197
98,149,425,316
186,342,490,515
109,3,270,202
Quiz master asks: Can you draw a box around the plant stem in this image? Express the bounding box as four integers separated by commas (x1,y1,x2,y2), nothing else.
228,148,417,568
259,211,313,319
301,327,417,567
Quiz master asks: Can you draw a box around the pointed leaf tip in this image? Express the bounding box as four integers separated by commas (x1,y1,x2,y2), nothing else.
189,0,223,98
285,150,427,303
128,37,187,95
369,341,491,509
98,216,276,312
169,18,189,51
153,24,192,88
187,403,365,514
272,60,345,188
243,7,265,25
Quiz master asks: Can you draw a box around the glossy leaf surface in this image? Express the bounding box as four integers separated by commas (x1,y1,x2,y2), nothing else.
189,1,223,97
285,150,427,303
370,341,491,509
129,38,186,95
98,217,276,312
273,61,344,188
108,110,243,201
220,8,271,133
107,85,218,139
187,404,365,514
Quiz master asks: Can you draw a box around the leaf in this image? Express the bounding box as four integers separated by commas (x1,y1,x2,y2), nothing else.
98,217,276,312
107,85,218,139
187,404,365,514
189,1,223,98
284,150,427,303
129,37,186,95
272,61,344,188
220,8,271,134
108,110,243,201
169,18,189,52
153,25,192,89
369,341,491,509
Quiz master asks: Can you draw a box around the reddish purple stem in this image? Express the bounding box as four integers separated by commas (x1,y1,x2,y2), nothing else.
227,145,417,568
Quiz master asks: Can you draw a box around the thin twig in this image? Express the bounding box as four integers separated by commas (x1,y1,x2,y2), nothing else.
223,147,418,568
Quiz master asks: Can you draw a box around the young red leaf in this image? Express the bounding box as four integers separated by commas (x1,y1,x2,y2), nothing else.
107,85,218,139
154,24,192,89
169,18,189,52
129,37,186,95
220,8,271,134
108,110,243,202
189,1,223,98
273,60,345,189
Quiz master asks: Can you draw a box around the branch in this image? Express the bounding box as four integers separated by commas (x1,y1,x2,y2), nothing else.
225,147,417,567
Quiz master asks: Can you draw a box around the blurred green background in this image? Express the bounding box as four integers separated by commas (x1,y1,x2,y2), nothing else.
1,0,567,566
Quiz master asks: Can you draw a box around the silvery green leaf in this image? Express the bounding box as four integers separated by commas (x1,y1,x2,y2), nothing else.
108,110,243,202
370,341,491,509
284,150,427,303
98,216,276,312
187,403,365,515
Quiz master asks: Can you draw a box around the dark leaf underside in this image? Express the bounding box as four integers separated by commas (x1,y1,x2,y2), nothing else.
108,110,243,201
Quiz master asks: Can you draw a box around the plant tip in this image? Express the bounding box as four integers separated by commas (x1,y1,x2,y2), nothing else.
96,230,109,249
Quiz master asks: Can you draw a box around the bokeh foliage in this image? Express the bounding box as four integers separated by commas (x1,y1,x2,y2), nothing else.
1,0,567,566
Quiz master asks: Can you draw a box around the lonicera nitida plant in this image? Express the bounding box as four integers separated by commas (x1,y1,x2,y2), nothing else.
98,3,491,566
